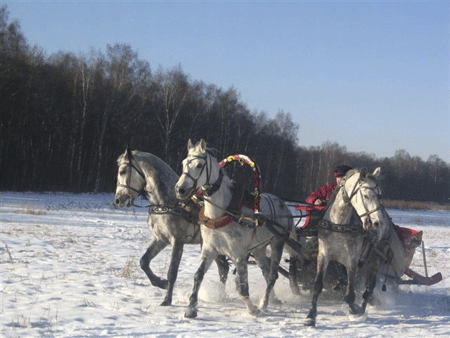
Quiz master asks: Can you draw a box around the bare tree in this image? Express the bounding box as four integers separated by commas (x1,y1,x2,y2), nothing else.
152,65,191,166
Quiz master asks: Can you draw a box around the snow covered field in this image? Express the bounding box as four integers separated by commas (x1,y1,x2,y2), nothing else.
1,192,449,337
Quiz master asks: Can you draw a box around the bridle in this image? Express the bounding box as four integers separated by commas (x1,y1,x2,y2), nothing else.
117,152,148,200
340,171,382,226
180,151,224,198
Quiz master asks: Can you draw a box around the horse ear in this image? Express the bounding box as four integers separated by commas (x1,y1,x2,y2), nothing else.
372,167,381,178
360,168,368,180
126,145,132,160
199,139,207,152
187,139,194,150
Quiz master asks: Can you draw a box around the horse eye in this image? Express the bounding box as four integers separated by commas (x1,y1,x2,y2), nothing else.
196,163,203,169
119,170,126,176
363,194,369,199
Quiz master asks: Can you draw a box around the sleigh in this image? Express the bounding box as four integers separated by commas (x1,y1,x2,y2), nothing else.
288,204,442,287
219,153,442,290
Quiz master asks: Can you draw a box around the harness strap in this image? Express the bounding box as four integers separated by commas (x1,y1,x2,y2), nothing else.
198,206,235,229
116,183,148,200
150,203,195,218
318,219,365,234
199,183,255,229
203,169,224,197
148,202,202,242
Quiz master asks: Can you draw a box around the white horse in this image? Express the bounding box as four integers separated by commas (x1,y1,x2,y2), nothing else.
175,139,293,318
115,147,229,306
305,168,391,327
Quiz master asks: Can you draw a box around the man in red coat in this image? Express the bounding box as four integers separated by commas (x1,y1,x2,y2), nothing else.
306,165,353,206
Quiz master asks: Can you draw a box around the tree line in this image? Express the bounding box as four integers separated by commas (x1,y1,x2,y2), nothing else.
1,6,449,204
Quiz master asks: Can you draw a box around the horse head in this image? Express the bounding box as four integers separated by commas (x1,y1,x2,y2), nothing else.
175,139,222,201
115,147,147,207
340,167,387,239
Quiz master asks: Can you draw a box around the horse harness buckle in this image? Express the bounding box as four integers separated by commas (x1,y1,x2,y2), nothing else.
332,224,348,232
150,205,170,214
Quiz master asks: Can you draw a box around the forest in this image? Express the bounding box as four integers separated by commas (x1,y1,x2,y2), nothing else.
1,6,449,204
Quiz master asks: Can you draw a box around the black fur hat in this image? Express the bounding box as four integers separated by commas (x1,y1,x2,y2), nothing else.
334,165,353,178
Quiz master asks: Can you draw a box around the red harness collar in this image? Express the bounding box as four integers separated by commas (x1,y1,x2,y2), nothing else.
198,205,234,229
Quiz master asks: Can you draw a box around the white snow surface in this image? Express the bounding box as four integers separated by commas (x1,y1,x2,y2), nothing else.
1,192,449,337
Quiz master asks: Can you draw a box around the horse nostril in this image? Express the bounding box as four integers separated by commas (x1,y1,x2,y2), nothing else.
374,222,380,228
178,188,185,195
115,198,120,205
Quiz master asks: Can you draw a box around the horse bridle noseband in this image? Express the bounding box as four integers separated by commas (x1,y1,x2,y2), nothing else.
181,151,224,198
117,152,148,200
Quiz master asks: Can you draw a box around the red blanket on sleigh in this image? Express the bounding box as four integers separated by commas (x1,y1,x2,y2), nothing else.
394,225,423,256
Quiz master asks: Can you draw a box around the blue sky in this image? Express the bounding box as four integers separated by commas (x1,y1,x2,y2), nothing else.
6,0,449,162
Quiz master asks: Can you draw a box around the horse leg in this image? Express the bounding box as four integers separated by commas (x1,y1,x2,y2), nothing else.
185,254,215,318
359,269,377,314
160,241,184,306
288,256,301,295
215,254,229,285
288,231,302,295
359,255,383,314
258,241,284,310
235,257,259,315
345,261,362,315
305,253,329,327
140,238,169,289
252,249,277,308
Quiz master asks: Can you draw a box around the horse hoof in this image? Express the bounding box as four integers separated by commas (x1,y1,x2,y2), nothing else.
349,304,364,315
152,279,169,290
304,318,316,327
160,279,169,289
249,307,261,316
184,307,198,318
258,299,269,310
270,296,282,305
160,298,171,306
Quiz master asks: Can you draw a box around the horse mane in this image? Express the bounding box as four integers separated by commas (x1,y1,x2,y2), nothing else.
206,147,219,159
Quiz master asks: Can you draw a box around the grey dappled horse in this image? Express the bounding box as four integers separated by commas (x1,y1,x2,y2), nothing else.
115,147,229,306
305,168,391,327
175,139,293,318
